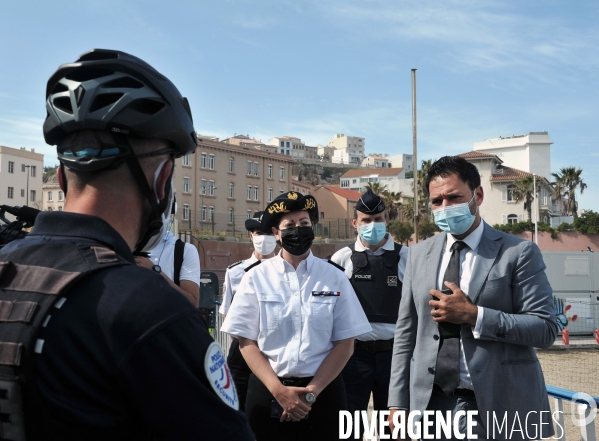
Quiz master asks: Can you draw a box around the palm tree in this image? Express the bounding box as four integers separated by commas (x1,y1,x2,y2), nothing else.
511,175,537,223
551,167,587,218
381,190,402,220
364,181,388,195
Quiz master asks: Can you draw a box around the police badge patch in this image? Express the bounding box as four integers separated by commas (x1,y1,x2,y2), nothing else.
204,342,239,410
387,276,398,287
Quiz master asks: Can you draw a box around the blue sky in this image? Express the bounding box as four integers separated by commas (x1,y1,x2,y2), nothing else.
2,0,598,211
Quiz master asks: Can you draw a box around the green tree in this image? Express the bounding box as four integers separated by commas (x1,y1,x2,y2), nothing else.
511,175,538,224
573,210,599,234
381,190,402,220
364,181,388,195
43,165,59,183
418,218,439,239
551,167,587,218
389,221,413,245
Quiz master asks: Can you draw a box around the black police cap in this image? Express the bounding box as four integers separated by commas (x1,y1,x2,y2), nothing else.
356,189,385,214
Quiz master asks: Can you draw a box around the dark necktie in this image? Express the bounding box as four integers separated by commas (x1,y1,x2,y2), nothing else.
434,240,467,395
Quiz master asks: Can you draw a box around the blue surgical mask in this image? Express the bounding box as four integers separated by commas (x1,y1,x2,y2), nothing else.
433,194,477,236
359,222,387,245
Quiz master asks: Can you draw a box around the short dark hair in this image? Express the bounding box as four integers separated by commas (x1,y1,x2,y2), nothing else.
424,156,481,196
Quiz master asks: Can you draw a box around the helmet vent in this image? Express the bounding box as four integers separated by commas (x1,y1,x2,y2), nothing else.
129,99,166,115
51,82,69,95
65,67,113,83
53,97,73,114
90,93,124,112
102,76,144,89
79,51,119,62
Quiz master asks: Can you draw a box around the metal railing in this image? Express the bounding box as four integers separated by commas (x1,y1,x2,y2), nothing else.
547,386,598,441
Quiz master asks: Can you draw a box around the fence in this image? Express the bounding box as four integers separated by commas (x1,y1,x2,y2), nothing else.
177,213,357,240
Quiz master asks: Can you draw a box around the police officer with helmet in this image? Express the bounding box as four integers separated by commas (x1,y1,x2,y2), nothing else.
220,210,277,412
330,189,409,439
0,49,253,440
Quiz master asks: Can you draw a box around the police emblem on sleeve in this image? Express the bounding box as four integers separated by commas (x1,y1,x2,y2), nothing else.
204,342,239,410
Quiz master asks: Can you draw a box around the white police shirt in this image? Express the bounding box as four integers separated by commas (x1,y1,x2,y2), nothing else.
148,232,201,285
221,251,371,378
219,253,259,316
330,233,409,342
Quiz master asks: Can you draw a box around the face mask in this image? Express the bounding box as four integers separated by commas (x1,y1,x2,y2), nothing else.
252,234,277,256
279,226,314,256
359,221,387,245
433,193,477,236
141,161,174,252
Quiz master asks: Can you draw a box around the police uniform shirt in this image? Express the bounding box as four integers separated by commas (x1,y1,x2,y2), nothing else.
221,251,372,377
330,233,409,342
219,254,259,315
148,232,201,285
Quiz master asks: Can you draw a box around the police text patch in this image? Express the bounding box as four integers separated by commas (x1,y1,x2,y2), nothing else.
204,342,239,410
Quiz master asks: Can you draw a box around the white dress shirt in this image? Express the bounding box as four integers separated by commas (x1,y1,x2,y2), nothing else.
148,232,201,285
219,253,259,315
436,221,485,390
221,251,372,377
331,233,409,341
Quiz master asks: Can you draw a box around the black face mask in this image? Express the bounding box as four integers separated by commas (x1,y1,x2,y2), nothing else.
279,226,315,256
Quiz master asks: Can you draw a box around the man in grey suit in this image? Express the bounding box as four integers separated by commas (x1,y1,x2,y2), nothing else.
388,156,557,440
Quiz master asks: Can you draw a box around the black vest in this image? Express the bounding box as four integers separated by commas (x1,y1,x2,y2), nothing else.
0,241,129,441
349,242,403,324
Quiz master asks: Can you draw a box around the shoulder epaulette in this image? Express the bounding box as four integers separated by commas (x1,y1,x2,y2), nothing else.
227,260,244,269
327,259,345,272
244,260,262,272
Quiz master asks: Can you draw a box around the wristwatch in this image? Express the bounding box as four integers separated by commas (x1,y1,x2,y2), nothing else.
152,264,162,273
305,392,316,404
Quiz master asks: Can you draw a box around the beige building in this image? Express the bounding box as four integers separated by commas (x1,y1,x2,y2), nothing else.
42,179,65,212
0,145,44,211
173,138,294,231
290,178,313,195
312,186,362,221
327,134,365,165
221,134,278,154
268,136,306,158
458,151,558,226
340,167,413,197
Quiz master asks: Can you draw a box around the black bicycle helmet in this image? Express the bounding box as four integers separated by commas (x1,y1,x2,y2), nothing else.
44,49,197,171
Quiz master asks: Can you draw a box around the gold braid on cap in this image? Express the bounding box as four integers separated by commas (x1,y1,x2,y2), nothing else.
287,192,298,200
268,202,289,214
303,198,316,210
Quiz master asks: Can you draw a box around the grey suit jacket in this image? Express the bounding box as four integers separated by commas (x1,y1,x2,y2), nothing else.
388,222,557,440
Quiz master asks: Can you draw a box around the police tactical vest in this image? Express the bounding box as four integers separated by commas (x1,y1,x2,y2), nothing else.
349,243,402,324
0,241,130,441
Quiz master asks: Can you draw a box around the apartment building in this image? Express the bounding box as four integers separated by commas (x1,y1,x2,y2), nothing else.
0,145,44,211
221,134,278,153
268,136,306,158
361,154,390,168
311,186,361,220
290,178,313,195
387,153,414,178
173,138,294,231
458,151,558,226
327,134,365,165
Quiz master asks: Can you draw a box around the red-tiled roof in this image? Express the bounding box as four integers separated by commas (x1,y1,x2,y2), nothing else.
341,167,404,178
458,151,502,161
490,166,533,181
321,186,362,201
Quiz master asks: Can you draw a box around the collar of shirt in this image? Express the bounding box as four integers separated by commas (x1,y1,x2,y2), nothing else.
246,253,259,266
354,232,393,254
273,250,314,278
28,211,134,263
445,219,485,254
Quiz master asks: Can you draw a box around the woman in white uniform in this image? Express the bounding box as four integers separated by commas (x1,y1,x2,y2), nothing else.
221,191,371,441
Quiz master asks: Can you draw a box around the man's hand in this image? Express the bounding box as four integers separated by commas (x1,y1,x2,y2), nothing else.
429,281,478,326
134,256,154,270
388,409,409,440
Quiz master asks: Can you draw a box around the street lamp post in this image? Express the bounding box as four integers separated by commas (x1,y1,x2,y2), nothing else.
25,165,30,207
